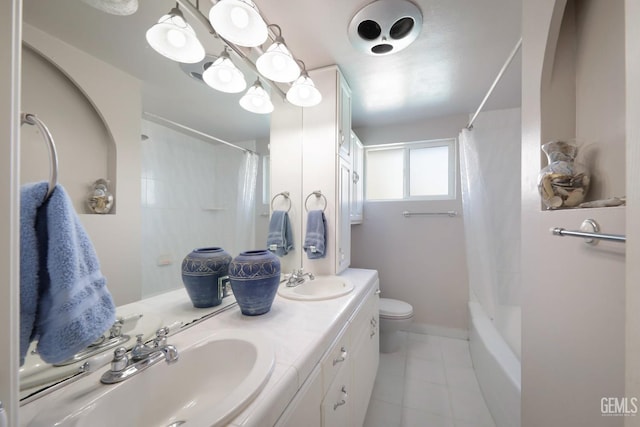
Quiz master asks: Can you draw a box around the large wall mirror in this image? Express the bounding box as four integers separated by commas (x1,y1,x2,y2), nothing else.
19,0,302,400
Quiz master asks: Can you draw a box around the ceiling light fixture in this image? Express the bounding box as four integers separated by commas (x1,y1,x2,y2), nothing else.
256,25,301,83
202,48,247,93
146,4,205,64
286,61,322,107
208,0,268,47
239,79,274,114
150,0,322,114
81,0,139,15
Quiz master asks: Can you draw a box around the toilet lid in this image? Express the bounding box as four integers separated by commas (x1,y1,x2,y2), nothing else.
379,298,413,319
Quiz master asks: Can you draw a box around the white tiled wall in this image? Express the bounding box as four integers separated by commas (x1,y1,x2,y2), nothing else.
140,120,249,297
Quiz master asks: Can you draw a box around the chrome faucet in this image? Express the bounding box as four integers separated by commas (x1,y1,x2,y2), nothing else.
286,269,315,287
54,318,132,367
100,327,178,384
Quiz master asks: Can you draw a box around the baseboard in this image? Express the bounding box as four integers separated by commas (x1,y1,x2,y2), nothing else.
403,322,469,340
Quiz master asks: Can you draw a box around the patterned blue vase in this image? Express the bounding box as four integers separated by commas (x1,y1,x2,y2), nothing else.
229,250,281,316
181,247,232,308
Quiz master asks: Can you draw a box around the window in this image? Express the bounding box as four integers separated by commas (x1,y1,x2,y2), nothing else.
365,139,456,201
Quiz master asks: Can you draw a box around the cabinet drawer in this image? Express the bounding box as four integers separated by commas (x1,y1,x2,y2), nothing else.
322,325,351,393
350,286,379,338
321,361,351,427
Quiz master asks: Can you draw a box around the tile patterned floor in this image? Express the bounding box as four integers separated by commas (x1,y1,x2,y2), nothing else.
363,332,496,427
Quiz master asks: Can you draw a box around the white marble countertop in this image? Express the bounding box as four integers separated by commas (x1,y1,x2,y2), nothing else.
20,268,379,427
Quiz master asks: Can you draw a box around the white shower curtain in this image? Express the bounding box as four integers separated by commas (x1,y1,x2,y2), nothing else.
235,151,259,252
459,128,498,320
459,108,522,358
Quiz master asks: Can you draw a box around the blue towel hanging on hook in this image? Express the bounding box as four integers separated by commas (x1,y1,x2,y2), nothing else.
304,210,327,259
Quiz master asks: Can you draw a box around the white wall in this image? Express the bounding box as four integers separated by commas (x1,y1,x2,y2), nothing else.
626,0,640,422
0,1,21,423
21,24,142,306
270,96,304,273
21,46,110,214
522,1,626,426
351,114,469,335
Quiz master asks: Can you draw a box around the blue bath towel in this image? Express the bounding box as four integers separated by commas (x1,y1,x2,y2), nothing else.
20,182,48,366
267,210,294,257
303,210,327,259
20,182,116,365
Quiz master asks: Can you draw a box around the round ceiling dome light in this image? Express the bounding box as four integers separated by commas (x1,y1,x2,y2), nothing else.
348,0,422,56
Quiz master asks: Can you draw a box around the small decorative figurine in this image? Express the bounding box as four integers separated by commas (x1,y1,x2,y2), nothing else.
87,178,114,214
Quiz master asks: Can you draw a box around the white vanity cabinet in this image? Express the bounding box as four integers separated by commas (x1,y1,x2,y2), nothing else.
350,287,379,426
323,284,379,427
276,283,379,427
350,132,364,224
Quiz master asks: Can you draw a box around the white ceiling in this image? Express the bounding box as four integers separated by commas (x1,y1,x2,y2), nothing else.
22,0,521,143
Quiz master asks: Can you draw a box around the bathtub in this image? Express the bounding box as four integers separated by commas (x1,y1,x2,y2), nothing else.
468,301,521,427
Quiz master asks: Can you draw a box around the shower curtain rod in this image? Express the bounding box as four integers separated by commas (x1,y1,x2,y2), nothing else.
466,38,522,130
142,112,256,155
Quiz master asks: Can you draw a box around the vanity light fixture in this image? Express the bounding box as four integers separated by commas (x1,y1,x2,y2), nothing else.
286,61,322,107
239,79,274,114
208,0,268,47
146,4,205,64
81,0,139,15
255,25,301,83
202,48,247,93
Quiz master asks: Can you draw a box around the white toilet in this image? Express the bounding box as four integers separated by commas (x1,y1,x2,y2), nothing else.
379,298,414,353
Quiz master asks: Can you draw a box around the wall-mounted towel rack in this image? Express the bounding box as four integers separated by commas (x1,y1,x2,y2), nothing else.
551,219,626,245
402,210,458,218
271,191,292,212
305,190,328,212
21,113,58,199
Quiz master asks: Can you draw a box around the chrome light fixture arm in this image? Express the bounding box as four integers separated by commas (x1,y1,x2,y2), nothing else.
176,0,299,100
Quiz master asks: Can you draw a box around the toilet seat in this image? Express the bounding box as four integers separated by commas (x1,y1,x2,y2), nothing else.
379,298,413,320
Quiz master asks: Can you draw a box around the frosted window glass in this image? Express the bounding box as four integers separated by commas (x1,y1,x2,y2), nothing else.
366,148,403,199
409,146,449,196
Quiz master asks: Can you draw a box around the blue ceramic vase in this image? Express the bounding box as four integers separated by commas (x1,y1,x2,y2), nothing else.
181,247,232,308
229,250,281,316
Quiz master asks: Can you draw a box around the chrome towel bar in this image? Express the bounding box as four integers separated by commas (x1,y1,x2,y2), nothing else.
550,219,626,244
271,191,291,212
305,190,327,212
402,211,457,218
21,113,58,199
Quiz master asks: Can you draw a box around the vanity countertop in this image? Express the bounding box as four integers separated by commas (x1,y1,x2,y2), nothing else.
20,268,379,427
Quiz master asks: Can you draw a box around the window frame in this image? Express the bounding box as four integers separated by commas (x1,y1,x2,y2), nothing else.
364,138,457,201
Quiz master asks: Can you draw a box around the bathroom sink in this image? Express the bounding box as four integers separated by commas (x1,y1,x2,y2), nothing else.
26,329,275,427
278,276,354,301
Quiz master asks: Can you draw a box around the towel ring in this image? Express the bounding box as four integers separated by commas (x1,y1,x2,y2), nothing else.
21,113,58,199
304,190,327,212
271,191,292,212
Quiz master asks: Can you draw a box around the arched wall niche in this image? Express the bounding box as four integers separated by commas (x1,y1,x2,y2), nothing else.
21,23,143,305
539,0,626,207
21,43,115,213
